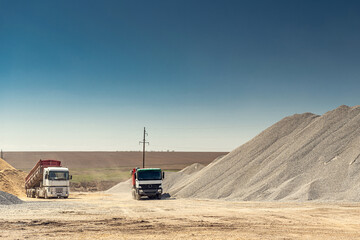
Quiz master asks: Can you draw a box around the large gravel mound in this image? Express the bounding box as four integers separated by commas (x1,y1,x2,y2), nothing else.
169,105,360,201
0,158,27,197
0,191,23,205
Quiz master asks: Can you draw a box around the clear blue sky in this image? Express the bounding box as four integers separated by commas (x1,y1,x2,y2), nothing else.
0,0,359,151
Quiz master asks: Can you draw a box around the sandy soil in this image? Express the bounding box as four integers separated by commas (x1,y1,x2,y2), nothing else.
1,193,360,239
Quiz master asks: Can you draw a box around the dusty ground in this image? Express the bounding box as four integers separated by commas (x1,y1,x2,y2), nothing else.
1,192,360,239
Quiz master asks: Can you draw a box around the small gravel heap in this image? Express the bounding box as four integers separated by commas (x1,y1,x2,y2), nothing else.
106,178,132,194
0,191,23,205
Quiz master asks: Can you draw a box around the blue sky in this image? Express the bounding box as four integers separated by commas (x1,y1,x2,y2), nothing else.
0,0,359,151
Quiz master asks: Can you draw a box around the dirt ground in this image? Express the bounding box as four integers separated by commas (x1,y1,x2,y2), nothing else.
1,192,360,240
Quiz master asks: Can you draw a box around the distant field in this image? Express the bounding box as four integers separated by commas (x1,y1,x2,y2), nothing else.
3,151,227,171
3,151,228,191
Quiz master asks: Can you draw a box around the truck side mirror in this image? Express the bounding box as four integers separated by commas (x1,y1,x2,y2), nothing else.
134,173,136,179
45,174,48,179
162,172,165,179
70,175,72,180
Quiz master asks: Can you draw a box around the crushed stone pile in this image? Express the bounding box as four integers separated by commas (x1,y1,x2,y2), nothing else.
0,158,27,197
106,178,132,194
0,191,23,205
163,163,205,193
169,105,360,201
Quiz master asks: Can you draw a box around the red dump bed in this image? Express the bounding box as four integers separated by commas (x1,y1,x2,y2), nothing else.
25,159,62,189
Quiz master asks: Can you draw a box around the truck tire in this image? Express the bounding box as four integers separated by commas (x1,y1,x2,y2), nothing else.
135,193,141,200
156,193,162,199
45,191,48,199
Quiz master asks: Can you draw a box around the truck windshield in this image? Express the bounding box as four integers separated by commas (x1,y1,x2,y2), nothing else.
49,171,69,180
137,170,162,180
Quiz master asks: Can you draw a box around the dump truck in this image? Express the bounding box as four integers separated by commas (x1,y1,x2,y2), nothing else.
25,159,71,199
131,168,164,200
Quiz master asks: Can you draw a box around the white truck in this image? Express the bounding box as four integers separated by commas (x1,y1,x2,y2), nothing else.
131,168,164,200
25,159,71,199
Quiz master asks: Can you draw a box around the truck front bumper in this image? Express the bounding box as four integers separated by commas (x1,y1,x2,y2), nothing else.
47,187,69,198
138,188,162,196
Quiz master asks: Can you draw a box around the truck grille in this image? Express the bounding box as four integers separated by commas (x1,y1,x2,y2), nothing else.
140,184,160,189
56,188,63,193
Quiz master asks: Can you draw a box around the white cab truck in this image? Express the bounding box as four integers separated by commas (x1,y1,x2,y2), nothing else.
131,168,164,200
25,159,71,199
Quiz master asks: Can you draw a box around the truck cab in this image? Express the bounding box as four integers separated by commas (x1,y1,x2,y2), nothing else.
131,168,164,200
41,167,70,198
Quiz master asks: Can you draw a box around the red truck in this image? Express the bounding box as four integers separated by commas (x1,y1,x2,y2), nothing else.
25,159,71,199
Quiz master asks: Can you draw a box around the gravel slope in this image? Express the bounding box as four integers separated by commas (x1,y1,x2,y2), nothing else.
170,105,360,201
0,191,23,205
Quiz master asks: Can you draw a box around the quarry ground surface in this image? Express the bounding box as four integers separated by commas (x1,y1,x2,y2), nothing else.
1,193,360,240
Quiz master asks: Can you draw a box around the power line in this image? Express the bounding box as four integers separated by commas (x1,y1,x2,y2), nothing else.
149,126,242,130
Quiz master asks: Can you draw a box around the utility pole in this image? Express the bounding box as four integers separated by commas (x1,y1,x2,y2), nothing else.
139,127,149,168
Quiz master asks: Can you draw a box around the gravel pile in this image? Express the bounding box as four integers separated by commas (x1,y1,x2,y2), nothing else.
169,105,360,201
0,191,23,205
106,179,132,194
163,163,204,193
0,158,27,197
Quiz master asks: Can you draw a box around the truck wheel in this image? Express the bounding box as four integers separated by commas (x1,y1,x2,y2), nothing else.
45,191,48,199
156,193,162,199
135,193,141,200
